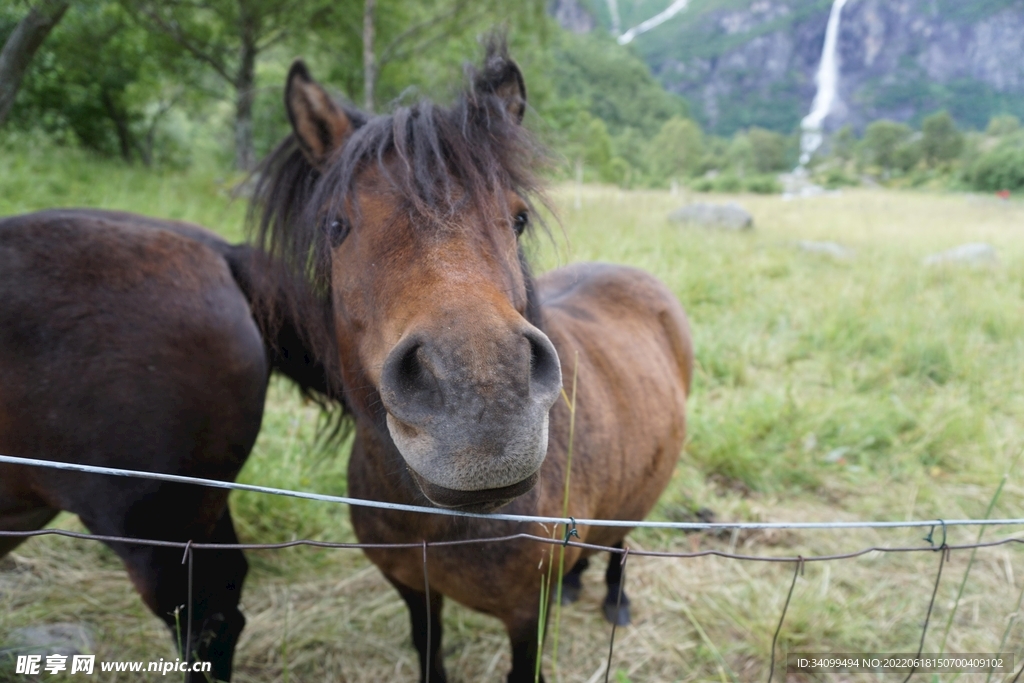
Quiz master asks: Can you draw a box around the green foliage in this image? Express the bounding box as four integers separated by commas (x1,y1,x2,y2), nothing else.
743,173,782,193
725,133,753,172
987,114,1020,136
862,120,914,170
747,127,790,173
648,116,703,181
548,30,688,138
692,171,780,194
818,164,860,189
2,2,195,163
832,125,857,161
892,138,923,173
921,110,964,166
968,132,1024,191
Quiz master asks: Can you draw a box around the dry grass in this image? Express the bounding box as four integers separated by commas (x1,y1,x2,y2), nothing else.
3,178,1024,681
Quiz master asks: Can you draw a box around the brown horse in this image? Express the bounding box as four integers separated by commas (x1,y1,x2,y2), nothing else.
0,208,333,681
253,38,693,682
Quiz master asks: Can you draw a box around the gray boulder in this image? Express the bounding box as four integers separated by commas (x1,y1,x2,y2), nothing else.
923,243,997,266
1,624,95,658
796,240,855,259
668,202,753,231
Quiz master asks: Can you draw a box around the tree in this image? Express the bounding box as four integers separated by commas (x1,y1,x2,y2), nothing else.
122,0,344,169
548,30,687,138
920,110,963,167
891,137,922,172
747,126,788,173
832,125,856,161
969,134,1024,192
862,120,913,170
8,2,195,163
986,114,1020,137
0,0,70,127
648,116,702,181
354,0,546,113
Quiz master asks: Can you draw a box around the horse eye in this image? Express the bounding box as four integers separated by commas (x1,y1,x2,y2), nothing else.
327,217,350,247
512,211,529,237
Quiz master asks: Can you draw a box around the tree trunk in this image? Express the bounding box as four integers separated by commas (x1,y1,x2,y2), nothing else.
362,0,376,113
100,89,135,163
0,0,71,127
233,33,257,170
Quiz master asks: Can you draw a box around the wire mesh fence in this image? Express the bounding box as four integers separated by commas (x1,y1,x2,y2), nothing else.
1,453,1023,681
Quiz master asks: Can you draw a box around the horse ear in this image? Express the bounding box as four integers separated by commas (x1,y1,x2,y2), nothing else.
285,60,352,168
474,48,527,124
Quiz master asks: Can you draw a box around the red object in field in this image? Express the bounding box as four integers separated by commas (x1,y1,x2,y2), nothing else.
997,189,1011,200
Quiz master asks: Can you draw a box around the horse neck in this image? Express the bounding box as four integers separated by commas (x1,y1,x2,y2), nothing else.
224,244,339,400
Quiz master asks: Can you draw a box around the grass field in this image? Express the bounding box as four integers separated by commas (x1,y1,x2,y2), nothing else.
2,143,1024,681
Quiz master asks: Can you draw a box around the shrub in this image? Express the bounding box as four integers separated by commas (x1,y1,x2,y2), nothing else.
691,176,714,192
969,134,1024,191
892,138,923,172
832,125,857,161
921,111,964,167
648,116,704,182
744,174,782,194
819,165,860,188
986,114,1020,137
713,172,743,192
862,120,914,170
747,127,789,173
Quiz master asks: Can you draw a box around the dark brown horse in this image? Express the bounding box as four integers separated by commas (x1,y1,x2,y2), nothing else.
254,39,693,682
0,208,332,681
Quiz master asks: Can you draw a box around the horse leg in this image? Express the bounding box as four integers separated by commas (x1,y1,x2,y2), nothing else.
387,577,447,683
505,613,547,683
560,556,589,605
103,508,248,682
602,541,631,626
0,490,59,558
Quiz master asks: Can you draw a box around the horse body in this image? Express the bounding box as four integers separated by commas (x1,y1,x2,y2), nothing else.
0,208,309,681
256,39,693,681
348,261,691,679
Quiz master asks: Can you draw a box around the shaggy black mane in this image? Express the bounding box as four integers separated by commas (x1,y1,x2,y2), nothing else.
247,38,548,412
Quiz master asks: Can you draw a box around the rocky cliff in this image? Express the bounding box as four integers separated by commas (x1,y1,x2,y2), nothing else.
558,0,1024,135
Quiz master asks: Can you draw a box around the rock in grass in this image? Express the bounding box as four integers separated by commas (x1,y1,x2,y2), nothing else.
923,243,997,266
796,240,855,259
668,202,753,231
1,624,95,658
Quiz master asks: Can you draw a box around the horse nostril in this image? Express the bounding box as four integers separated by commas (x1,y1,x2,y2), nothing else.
381,336,442,420
525,328,561,397
397,342,424,391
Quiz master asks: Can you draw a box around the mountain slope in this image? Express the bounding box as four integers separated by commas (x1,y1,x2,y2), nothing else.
560,0,1024,135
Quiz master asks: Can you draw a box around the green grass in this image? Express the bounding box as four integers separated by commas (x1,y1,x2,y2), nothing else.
0,138,249,241
2,144,1023,681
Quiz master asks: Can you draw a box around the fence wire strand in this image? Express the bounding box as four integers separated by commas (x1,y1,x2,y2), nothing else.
3,452,1024,532
901,546,948,683
603,547,629,683
767,558,802,683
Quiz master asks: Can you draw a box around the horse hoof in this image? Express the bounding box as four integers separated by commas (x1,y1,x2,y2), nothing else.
602,601,631,626
560,583,582,605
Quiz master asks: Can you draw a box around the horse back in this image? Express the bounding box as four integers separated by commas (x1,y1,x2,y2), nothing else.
536,262,693,545
0,210,268,510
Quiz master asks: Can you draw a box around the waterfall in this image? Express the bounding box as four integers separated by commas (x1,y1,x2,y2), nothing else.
618,0,690,45
799,0,849,166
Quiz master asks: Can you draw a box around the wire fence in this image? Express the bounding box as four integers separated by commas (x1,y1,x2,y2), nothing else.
2,452,1024,681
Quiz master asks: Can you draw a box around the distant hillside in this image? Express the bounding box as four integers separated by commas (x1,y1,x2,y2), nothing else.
554,0,1024,135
